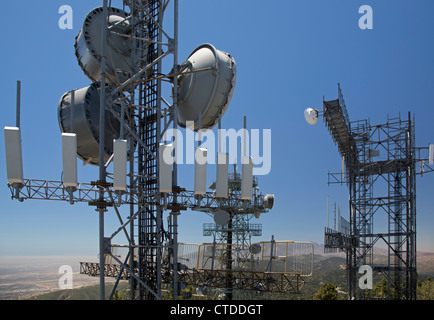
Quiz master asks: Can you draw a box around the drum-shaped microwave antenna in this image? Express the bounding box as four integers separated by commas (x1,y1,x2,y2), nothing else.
75,7,146,84
304,108,318,125
176,44,237,131
58,83,121,166
263,194,275,209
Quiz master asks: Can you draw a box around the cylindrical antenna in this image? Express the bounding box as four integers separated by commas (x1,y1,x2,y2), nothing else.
341,156,345,181
16,80,21,128
340,192,342,230
198,111,202,144
163,110,167,143
334,201,337,230
218,113,222,153
243,116,247,157
120,101,125,139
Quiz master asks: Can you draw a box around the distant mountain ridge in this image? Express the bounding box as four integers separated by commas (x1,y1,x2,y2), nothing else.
27,246,434,300
311,242,434,276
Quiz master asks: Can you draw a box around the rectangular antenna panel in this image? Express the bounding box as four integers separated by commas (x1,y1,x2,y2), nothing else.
429,144,434,166
159,143,173,193
194,147,207,195
241,156,254,200
4,127,24,184
113,139,128,191
368,149,380,157
215,152,229,198
341,156,345,181
62,133,77,187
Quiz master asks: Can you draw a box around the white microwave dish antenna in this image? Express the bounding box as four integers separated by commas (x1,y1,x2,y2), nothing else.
304,107,319,125
58,83,122,166
75,6,146,84
177,44,237,131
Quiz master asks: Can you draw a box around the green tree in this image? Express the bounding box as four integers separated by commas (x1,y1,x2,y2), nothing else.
111,290,123,300
418,278,434,300
373,279,388,299
373,278,410,299
180,285,195,300
313,282,340,300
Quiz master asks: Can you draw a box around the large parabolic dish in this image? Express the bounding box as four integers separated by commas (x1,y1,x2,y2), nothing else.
58,83,121,166
176,44,237,131
74,7,146,84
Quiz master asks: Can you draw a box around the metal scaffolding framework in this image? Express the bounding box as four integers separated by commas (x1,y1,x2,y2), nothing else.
199,169,264,299
322,84,433,300
79,241,314,298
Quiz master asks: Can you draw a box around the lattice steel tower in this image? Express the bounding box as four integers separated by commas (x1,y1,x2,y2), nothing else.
201,167,264,299
5,0,277,301
309,84,433,300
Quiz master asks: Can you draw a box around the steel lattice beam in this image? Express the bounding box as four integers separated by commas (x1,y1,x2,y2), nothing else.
8,179,269,212
79,262,306,294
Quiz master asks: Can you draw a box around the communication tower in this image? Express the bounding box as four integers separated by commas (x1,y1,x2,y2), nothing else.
4,1,317,301
305,83,434,300
4,0,290,300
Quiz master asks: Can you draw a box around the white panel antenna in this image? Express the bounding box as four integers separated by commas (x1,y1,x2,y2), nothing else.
215,152,229,198
62,133,78,187
194,147,207,195
4,127,24,184
113,139,128,191
429,144,434,166
341,156,345,181
241,156,254,200
159,143,173,193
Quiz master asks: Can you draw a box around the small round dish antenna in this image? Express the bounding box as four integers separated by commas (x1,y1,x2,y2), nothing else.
304,107,318,125
249,243,261,255
213,210,230,226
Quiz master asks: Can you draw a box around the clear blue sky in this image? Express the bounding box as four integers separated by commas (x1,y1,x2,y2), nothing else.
0,0,433,257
